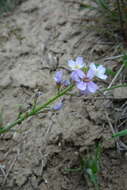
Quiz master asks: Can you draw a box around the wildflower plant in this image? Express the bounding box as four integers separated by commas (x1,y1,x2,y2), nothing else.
0,55,127,134
0,56,127,190
0,56,108,134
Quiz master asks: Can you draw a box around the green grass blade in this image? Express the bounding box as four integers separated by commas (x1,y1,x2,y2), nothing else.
112,129,127,138
80,3,97,10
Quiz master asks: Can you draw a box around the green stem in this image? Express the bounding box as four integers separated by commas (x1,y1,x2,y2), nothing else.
1,82,127,134
112,129,127,138
102,83,127,92
0,84,74,134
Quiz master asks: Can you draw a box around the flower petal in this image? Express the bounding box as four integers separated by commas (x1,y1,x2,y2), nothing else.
68,60,76,70
52,102,63,111
97,65,106,73
87,81,99,93
76,56,85,68
97,73,107,80
76,56,83,64
54,71,63,83
71,71,80,82
77,81,87,91
87,69,95,79
76,69,85,79
89,62,96,71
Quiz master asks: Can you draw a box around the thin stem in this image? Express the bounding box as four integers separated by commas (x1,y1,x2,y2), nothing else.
112,129,127,138
0,84,74,134
102,83,127,92
0,82,127,134
104,64,124,95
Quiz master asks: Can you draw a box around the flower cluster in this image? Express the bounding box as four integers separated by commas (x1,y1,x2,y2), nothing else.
54,56,107,95
53,56,107,110
0,56,108,134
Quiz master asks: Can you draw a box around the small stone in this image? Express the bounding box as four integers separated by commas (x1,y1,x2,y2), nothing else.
14,168,31,187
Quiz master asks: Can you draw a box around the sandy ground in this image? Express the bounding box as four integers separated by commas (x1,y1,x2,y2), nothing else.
0,0,127,189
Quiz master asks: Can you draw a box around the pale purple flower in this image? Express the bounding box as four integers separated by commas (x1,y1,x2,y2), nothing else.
54,71,63,84
89,63,107,80
68,56,85,70
52,102,63,111
71,68,99,94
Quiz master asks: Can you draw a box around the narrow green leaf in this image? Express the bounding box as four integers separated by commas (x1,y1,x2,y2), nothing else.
80,3,96,10
112,129,127,138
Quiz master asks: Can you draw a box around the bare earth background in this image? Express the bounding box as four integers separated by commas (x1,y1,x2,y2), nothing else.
0,0,127,189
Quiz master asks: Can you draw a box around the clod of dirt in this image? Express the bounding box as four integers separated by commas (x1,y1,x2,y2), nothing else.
14,168,31,187
113,87,127,99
